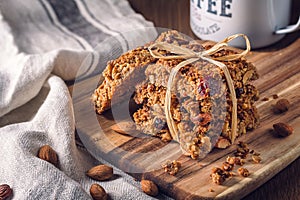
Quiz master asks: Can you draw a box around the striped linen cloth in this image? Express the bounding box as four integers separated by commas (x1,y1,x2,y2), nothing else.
0,0,168,199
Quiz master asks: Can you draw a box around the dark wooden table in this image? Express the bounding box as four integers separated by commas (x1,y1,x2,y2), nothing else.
128,0,300,199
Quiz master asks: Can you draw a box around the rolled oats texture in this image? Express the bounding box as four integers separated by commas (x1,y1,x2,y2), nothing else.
137,31,259,159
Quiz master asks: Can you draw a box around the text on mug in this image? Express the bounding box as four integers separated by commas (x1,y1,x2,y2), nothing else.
191,0,232,18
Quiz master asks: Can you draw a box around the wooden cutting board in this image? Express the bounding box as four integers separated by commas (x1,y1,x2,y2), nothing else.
71,37,300,200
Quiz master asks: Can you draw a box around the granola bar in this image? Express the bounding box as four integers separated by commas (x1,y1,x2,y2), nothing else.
132,31,259,158
93,30,260,159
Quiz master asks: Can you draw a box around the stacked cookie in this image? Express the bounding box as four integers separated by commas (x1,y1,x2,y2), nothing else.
92,30,259,159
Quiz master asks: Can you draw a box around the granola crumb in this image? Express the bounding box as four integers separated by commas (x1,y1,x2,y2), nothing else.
208,188,215,192
210,166,233,185
222,162,234,171
210,170,226,185
226,156,244,166
161,160,181,176
252,155,262,163
238,167,250,177
211,142,261,184
261,97,269,101
272,94,279,99
226,156,236,165
234,141,250,158
238,141,249,149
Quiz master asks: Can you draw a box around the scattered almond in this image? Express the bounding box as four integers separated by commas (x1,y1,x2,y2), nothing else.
273,122,293,137
272,99,290,114
37,145,59,167
0,184,13,200
90,183,107,200
110,121,137,135
86,165,113,181
141,180,159,197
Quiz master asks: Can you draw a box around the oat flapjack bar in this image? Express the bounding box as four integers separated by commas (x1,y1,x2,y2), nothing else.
92,46,156,114
92,30,187,114
93,30,260,159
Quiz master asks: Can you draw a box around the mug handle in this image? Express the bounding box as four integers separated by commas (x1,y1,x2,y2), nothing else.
275,16,300,34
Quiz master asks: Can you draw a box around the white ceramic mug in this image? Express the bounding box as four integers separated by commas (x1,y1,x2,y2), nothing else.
190,0,300,48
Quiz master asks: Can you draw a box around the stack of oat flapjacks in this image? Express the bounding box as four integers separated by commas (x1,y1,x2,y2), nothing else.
92,30,259,159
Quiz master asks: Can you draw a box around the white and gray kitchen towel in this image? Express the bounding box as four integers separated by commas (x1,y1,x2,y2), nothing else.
0,0,168,199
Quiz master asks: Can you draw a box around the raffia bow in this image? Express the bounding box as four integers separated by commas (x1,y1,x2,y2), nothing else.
148,34,251,145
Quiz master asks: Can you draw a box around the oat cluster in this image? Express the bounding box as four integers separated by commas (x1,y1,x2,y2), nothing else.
210,141,262,185
161,160,181,176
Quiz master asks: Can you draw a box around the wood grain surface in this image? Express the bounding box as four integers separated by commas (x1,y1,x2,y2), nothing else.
70,1,300,199
72,37,300,199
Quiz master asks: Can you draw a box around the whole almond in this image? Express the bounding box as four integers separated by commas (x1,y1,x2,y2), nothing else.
37,145,59,167
0,184,13,200
141,180,159,197
273,122,293,137
110,121,137,135
86,165,113,181
272,99,290,114
90,183,107,200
